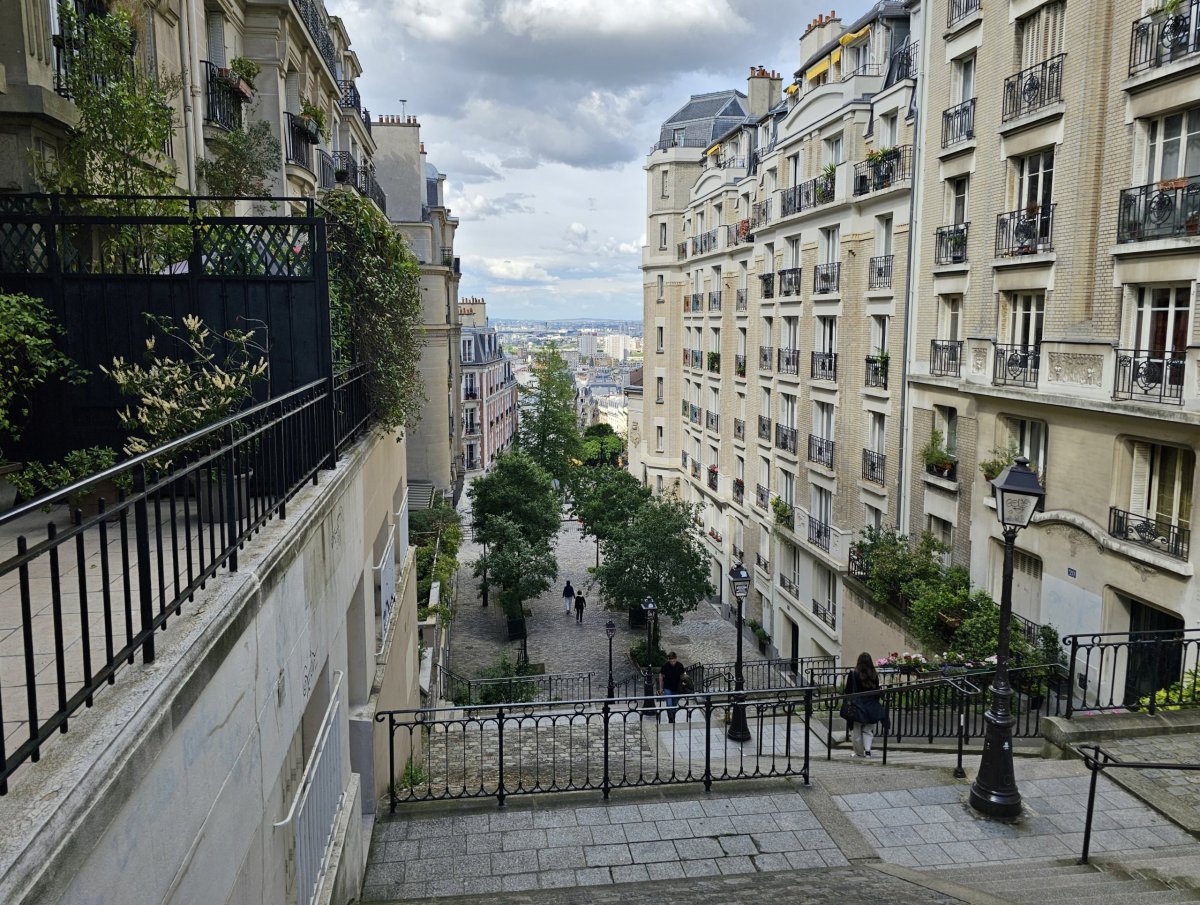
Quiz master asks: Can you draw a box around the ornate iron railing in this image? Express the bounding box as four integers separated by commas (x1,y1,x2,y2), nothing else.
992,343,1040,388
708,290,722,311
759,272,775,300
807,517,831,552
202,61,245,132
1129,0,1200,75
750,199,772,228
811,351,837,382
777,347,800,376
707,352,720,373
285,112,315,170
808,435,835,469
705,410,720,433
811,597,836,629
1002,54,1066,122
865,355,888,388
995,204,1055,256
775,424,797,455
852,146,913,195
734,354,746,378
941,98,976,148
935,222,969,265
869,255,893,289
317,149,336,190
1113,350,1185,405
1108,507,1190,560
755,550,771,572
733,417,745,441
707,467,719,491
331,151,358,189
735,288,748,311
780,574,798,597
757,416,772,442
755,484,770,510
1117,179,1200,243
337,79,361,112
930,340,963,377
292,0,338,76
732,478,744,503
1063,628,1200,717
848,546,869,580
696,226,723,254
813,262,841,294
778,267,802,296
887,39,919,85
759,346,774,371
862,449,885,485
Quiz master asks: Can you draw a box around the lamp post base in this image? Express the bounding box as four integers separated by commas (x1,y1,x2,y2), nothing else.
726,702,751,742
969,709,1022,819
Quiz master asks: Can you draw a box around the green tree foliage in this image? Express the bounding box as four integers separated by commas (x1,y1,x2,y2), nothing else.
851,526,947,611
196,121,282,201
594,494,713,624
572,465,650,548
467,452,560,548
581,423,624,467
472,516,557,619
321,188,425,431
907,566,1035,663
411,500,462,612
517,343,581,481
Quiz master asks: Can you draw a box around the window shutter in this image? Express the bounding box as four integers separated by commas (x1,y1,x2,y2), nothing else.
1129,442,1153,515
206,14,226,68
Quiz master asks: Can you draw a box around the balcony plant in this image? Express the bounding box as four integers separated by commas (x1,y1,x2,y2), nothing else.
771,496,793,527
195,120,282,203
707,351,720,371
947,229,967,262
817,162,837,202
921,427,956,478
298,98,328,142
226,57,260,94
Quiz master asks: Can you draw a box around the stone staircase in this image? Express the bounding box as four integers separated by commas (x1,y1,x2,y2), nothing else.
407,480,435,510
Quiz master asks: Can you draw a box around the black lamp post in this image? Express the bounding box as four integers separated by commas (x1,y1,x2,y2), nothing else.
970,456,1044,819
727,563,752,742
605,619,617,701
641,598,658,715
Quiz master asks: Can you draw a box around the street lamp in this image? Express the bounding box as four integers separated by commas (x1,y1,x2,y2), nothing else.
641,598,658,715
970,455,1044,819
605,619,617,701
727,563,752,743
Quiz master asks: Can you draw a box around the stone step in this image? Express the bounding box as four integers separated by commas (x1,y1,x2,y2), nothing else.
978,874,1165,895
936,861,1097,882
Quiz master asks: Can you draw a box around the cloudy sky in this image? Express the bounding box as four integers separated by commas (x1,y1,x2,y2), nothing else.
333,0,875,321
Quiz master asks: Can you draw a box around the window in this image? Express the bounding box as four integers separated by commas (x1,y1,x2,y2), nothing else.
1146,107,1200,183
814,562,837,616
656,475,664,493
659,222,667,249
950,177,969,224
656,376,664,402
1131,285,1191,355
824,133,843,166
879,112,898,146
813,401,834,438
655,425,663,451
1009,292,1045,349
1017,1,1064,69
955,54,976,104
871,315,889,353
780,468,795,506
787,236,801,268
811,486,832,525
927,515,954,565
1129,442,1194,532
935,405,959,456
1004,417,1047,473
660,169,669,197
656,275,664,300
819,226,840,264
817,316,837,354
656,325,664,351
876,215,893,256
781,392,797,429
1017,150,1054,213
869,412,886,453
783,316,799,349
787,153,801,187
940,295,961,340
865,504,883,530
206,13,227,67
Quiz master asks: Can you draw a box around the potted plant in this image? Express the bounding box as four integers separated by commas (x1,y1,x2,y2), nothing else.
947,228,967,262
298,98,328,143
8,446,121,520
921,427,956,479
334,167,350,184
225,56,260,98
771,496,794,527
748,619,771,654
817,161,837,202
979,440,1018,482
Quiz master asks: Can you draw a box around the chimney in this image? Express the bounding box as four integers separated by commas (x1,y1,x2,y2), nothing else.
748,65,782,117
799,9,842,72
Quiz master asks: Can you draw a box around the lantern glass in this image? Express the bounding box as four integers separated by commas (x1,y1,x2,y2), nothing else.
992,455,1044,529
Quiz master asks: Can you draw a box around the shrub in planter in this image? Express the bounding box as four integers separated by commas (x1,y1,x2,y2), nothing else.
9,446,119,515
921,428,956,477
227,57,261,92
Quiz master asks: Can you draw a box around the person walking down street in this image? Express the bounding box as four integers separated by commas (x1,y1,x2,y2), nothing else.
574,590,586,623
842,652,886,758
659,652,688,723
561,580,575,616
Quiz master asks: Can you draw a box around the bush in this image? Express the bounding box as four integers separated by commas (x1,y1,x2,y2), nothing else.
630,638,666,668
9,446,117,511
853,526,947,612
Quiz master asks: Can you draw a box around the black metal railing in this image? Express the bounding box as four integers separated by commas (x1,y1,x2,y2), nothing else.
808,435,835,469
292,0,338,76
734,417,745,441
330,151,358,189
757,417,771,442
813,262,840,294
707,467,719,491
948,0,980,27
780,574,798,597
865,355,888,389
778,267,802,297
869,255,893,289
775,424,797,455
926,459,958,482
862,449,885,485
1002,54,1065,122
708,290,722,311
1063,628,1200,717
1113,350,1185,405
930,340,963,377
732,478,744,503
941,98,975,148
1116,178,1200,243
705,410,720,433
755,550,770,571
935,222,969,264
992,343,1040,388
811,351,837,382
317,150,336,190
1129,0,1200,76
995,204,1055,256
760,273,775,300
285,112,314,170
695,227,722,255
750,199,771,228
735,355,746,378
852,146,913,196
811,598,836,629
1108,507,1190,560
807,517,831,552
735,288,748,311
440,669,596,706
202,61,245,132
358,163,387,215
887,40,919,85
777,347,800,376
759,346,773,371
651,136,711,152
337,79,361,112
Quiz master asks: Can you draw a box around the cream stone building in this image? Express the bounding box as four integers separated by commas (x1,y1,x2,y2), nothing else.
641,3,921,668
904,0,1200,698
459,298,518,473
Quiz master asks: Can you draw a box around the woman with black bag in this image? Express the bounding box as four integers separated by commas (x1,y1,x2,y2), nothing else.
842,652,886,758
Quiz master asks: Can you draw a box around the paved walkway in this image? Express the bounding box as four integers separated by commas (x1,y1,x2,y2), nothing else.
1099,731,1200,832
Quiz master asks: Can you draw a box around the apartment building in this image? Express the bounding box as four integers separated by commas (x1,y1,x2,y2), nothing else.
460,297,518,473
641,4,919,666
906,0,1200,680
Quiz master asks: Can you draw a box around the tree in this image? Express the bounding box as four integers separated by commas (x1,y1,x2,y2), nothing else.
196,121,282,201
594,494,713,625
517,343,581,482
467,452,560,548
581,423,624,467
572,465,650,566
851,526,947,611
472,516,557,619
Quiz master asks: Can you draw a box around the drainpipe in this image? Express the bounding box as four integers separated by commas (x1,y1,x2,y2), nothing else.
895,75,923,531
177,0,198,193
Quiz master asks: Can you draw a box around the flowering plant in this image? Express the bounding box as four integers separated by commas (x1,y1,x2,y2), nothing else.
876,651,936,671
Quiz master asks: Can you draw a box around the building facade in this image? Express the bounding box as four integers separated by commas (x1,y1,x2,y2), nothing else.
459,298,518,473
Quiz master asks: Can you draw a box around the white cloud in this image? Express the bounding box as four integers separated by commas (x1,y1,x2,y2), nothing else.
450,192,536,220
477,257,558,283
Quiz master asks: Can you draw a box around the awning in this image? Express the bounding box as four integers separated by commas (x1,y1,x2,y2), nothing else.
706,145,721,157
839,25,870,46
785,82,799,95
805,58,830,81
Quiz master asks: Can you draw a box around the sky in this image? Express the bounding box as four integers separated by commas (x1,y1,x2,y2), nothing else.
333,0,875,322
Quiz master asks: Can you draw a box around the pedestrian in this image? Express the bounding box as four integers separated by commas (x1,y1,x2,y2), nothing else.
574,590,586,623
561,580,574,616
659,652,687,723
842,651,886,758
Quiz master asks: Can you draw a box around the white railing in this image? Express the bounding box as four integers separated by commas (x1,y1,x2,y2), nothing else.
395,489,410,574
275,670,346,905
375,526,397,653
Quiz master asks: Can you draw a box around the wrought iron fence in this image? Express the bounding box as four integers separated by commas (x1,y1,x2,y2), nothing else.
995,204,1055,256
852,146,913,196
732,478,744,503
865,355,888,388
708,290,722,311
292,0,339,75
887,39,919,85
1002,54,1065,121
775,424,797,455
285,112,314,170
778,267,802,296
757,417,772,442
777,347,801,376
202,61,245,132
869,255,893,289
337,79,362,112
735,288,748,311
862,449,885,485
808,435,835,469
759,346,774,372
930,340,963,377
1063,628,1200,717
1129,0,1200,75
807,517,831,552
948,0,980,27
1113,350,1185,405
317,150,336,190
935,222,969,264
1117,179,1200,243
733,418,745,441
941,99,975,148
759,272,775,300
755,484,769,510
334,363,373,453
813,262,841,294
750,199,772,228
705,410,720,433
811,351,837,382
443,670,596,705
992,343,1040,387
1108,507,1190,560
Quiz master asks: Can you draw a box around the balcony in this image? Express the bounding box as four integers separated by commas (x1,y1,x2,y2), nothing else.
707,466,719,491
695,226,723,255
285,112,315,170
869,255,893,289
202,61,246,132
689,403,701,425
677,242,688,261
778,267,802,297
848,545,870,581
317,149,336,190
692,349,703,369
735,354,747,378
941,98,976,149
733,478,745,504
777,347,801,376
709,290,722,311
852,146,913,196
775,424,798,455
733,219,753,245
681,349,691,367
732,544,744,560
691,460,701,479
337,79,362,113
813,262,841,294
930,340,963,377
1117,179,1200,243
864,355,888,389
887,39,919,86
926,460,958,482
294,0,339,76
750,199,772,228
995,204,1055,257
808,517,831,553
948,0,980,27
707,351,721,373
935,223,969,265
862,449,886,485
755,551,771,573
760,273,775,300
1109,507,1190,560
734,418,746,441
755,484,770,511
808,435,835,469
1129,1,1200,76
993,343,1041,388
689,292,703,312
463,387,480,401
706,410,720,433
1113,350,1185,405
735,288,748,311
759,346,774,372
811,351,837,382
1002,54,1065,122
811,597,837,629
757,416,772,442
780,575,799,598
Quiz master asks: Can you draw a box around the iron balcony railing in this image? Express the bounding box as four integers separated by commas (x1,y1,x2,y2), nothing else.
1117,178,1200,242
707,467,719,490
681,349,690,367
759,346,774,371
841,62,884,81
705,410,720,433
813,262,840,294
202,61,245,132
926,459,958,482
695,226,723,254
709,290,722,311
733,219,753,245
755,550,771,571
778,267,802,296
755,484,770,510
869,254,893,289
362,106,373,137
1063,628,1200,717
811,351,837,382
651,136,710,152
292,0,338,76
317,150,336,189
732,478,744,503
285,112,315,170
707,351,720,373
887,39,919,85
757,416,772,442
808,517,831,553
734,354,746,378
360,163,387,213
1002,54,1066,122
1108,508,1190,560
691,460,701,479
948,0,980,27
852,146,913,196
760,272,775,300
337,79,361,112
780,574,799,597
689,403,701,425
862,449,886,485
779,183,807,217
750,199,772,228
689,292,703,312
331,151,358,188
811,597,836,629
995,204,1055,256
993,343,1041,388
731,544,744,560
1113,349,1185,405
848,545,870,580
808,435,835,469
691,349,703,369
777,347,801,376
865,355,888,389
676,242,688,261
1129,0,1200,76
681,450,688,468
441,246,455,267
930,340,963,377
734,418,745,441
935,222,969,265
735,288,748,311
775,424,798,455
941,98,976,148
717,156,747,169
